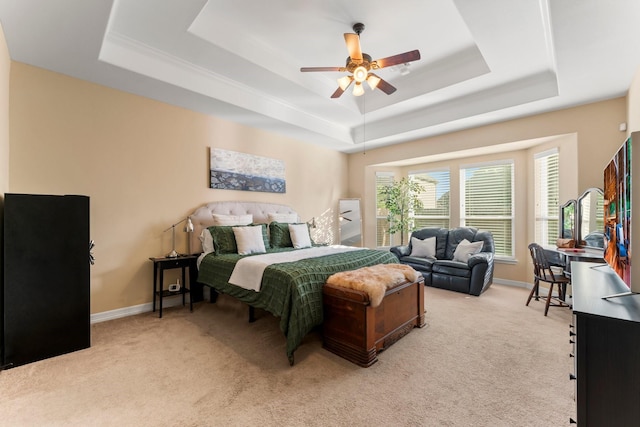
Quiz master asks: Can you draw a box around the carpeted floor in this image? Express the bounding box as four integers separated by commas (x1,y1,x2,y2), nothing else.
0,284,574,426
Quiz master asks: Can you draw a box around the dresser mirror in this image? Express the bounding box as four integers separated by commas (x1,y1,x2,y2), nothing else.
339,199,362,246
560,199,577,240
577,187,605,248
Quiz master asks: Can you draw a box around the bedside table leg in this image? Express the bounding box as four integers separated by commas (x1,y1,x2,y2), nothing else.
158,268,163,318
181,267,187,307
152,264,158,313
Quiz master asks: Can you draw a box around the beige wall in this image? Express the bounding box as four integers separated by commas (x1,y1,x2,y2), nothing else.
349,98,627,285
8,62,347,314
0,24,9,196
628,64,640,133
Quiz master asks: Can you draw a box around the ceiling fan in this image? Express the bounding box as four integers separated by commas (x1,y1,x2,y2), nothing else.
300,23,421,98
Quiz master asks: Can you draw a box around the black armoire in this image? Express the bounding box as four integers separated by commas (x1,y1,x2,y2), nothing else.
1,193,90,369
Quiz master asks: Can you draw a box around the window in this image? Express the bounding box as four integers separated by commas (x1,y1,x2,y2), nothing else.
534,150,559,246
409,169,450,229
460,161,514,257
375,172,395,246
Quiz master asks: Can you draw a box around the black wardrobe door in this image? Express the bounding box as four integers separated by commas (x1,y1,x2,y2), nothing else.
3,194,90,367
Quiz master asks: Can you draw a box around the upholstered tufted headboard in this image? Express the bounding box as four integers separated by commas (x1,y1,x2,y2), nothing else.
188,201,299,254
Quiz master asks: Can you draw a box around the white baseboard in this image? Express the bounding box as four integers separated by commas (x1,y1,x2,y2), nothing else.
493,278,533,289
90,295,191,324
91,282,533,324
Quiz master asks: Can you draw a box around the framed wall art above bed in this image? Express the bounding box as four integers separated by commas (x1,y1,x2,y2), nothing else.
209,148,286,193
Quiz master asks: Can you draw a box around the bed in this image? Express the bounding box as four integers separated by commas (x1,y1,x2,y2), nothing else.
189,201,398,365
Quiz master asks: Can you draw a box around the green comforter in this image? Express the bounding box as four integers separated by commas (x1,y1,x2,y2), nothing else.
197,247,398,364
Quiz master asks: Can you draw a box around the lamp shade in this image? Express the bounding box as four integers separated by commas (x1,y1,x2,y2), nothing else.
183,216,194,232
337,75,353,91
366,74,381,90
353,82,365,96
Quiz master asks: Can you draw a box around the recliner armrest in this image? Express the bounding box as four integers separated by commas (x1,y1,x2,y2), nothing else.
390,245,410,259
468,252,493,268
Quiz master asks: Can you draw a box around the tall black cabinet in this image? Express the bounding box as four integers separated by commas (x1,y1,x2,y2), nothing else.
1,193,90,368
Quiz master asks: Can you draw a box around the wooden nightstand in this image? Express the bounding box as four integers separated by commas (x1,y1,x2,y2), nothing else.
149,255,198,318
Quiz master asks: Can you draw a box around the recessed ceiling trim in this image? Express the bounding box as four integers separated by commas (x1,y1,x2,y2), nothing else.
353,69,559,144
100,30,354,144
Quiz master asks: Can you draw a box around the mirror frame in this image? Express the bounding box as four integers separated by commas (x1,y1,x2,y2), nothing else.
577,187,605,249
338,198,363,247
560,199,577,241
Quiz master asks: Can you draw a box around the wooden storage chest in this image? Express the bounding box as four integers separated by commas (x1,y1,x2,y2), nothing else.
322,278,425,367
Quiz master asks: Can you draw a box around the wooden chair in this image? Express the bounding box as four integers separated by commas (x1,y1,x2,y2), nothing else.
527,243,571,316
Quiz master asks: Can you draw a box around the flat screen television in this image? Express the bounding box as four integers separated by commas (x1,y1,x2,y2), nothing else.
602,131,640,298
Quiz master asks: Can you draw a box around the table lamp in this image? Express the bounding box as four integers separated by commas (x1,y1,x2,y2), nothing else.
164,216,194,258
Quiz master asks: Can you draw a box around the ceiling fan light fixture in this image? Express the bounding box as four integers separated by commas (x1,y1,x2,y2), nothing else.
353,65,368,83
337,75,353,91
366,74,381,90
353,82,365,96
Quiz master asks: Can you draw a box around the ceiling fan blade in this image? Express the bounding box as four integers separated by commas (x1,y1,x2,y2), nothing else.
344,33,363,62
373,49,421,69
300,66,344,72
331,76,353,98
330,86,346,98
373,75,397,95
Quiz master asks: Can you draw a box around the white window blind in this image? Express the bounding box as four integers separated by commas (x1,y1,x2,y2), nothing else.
460,161,514,257
375,172,395,247
409,169,450,229
534,150,559,246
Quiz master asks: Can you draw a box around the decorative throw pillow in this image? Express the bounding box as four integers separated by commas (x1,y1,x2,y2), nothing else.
212,213,253,226
410,236,436,258
233,225,267,255
251,223,270,250
453,239,484,262
269,221,293,247
289,223,312,249
208,226,238,254
268,213,298,223
199,228,215,254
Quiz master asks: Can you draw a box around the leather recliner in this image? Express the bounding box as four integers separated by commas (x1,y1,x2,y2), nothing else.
389,227,495,296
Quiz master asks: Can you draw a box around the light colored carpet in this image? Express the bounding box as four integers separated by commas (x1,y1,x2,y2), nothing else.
0,284,574,426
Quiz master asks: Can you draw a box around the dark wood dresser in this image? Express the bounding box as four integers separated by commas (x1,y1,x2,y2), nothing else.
571,261,640,426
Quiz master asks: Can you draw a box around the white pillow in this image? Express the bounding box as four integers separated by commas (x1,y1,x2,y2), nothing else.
410,236,436,258
268,213,298,223
288,223,312,249
212,213,253,226
232,225,266,255
453,239,484,262
199,229,214,254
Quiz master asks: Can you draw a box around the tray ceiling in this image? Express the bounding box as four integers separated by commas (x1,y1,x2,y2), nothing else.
1,0,639,153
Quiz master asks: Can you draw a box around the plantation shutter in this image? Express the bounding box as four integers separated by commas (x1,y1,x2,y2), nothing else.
534,150,559,246
375,172,395,246
461,161,514,257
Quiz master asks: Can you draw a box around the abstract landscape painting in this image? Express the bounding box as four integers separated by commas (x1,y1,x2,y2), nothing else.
210,148,286,193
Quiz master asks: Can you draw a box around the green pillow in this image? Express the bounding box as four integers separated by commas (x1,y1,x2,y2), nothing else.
269,222,293,248
208,226,237,254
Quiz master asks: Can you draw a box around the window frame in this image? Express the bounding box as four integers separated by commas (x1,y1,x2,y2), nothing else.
408,168,451,230
375,171,396,247
534,148,560,246
459,159,515,259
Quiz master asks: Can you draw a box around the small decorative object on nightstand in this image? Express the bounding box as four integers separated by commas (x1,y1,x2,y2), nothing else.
149,254,198,318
